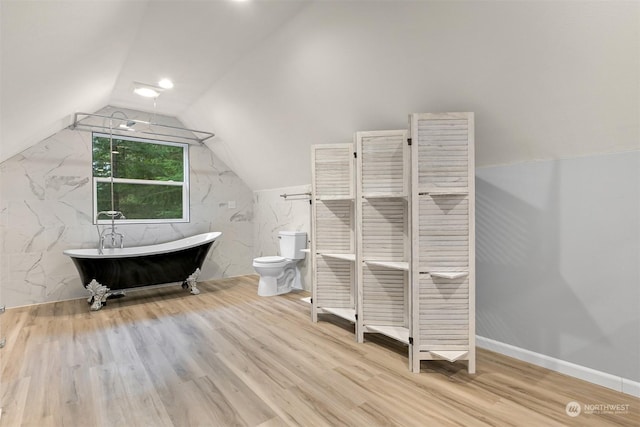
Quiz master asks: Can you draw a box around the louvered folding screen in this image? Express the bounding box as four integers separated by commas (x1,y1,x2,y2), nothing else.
310,144,357,326
310,116,475,374
410,112,475,373
356,130,411,349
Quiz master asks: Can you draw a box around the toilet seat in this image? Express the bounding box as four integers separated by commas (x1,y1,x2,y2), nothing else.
253,256,289,268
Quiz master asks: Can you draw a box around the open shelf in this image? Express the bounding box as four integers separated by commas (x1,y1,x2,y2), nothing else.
418,186,468,196
364,260,409,271
362,192,407,199
365,325,410,344
429,271,468,280
300,249,311,253
300,296,311,304
428,350,468,362
322,307,356,323
316,195,354,201
320,253,356,262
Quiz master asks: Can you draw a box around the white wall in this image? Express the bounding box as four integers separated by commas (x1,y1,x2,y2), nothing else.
476,151,640,383
0,107,254,308
183,1,639,191
253,184,312,291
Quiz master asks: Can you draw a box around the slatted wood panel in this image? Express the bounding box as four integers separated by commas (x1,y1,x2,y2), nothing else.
418,274,469,350
411,112,475,373
315,200,353,253
361,199,406,261
358,131,408,196
316,256,353,308
356,130,410,346
362,266,406,326
418,195,469,272
312,145,353,197
311,143,355,323
416,117,469,190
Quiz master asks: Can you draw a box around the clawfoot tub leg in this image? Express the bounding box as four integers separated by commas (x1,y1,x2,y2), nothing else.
86,279,111,311
185,268,201,295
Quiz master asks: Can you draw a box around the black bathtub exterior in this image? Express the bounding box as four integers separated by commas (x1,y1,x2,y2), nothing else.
69,242,214,290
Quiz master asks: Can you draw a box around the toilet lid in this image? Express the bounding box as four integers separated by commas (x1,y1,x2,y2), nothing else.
254,256,286,264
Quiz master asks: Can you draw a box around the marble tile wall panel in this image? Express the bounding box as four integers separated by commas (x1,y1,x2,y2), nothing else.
0,106,254,308
253,184,312,291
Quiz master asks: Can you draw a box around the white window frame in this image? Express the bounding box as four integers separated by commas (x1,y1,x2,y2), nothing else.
92,132,190,224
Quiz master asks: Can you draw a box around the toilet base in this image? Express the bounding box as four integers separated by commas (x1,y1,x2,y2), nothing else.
257,266,301,297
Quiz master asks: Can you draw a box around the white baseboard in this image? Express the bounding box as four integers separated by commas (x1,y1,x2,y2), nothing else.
622,378,640,397
476,336,640,398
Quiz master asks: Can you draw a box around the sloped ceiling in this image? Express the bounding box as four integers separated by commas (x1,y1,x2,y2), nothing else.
2,1,639,191
0,0,309,163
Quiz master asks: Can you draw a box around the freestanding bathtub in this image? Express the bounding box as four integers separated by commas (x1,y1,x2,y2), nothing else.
63,232,221,311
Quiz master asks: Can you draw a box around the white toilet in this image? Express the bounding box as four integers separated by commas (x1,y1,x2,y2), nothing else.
253,231,307,296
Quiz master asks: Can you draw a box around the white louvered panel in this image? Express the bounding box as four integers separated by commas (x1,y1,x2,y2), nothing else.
313,145,353,197
360,133,406,195
419,274,469,348
315,200,353,253
316,256,353,308
417,118,469,189
418,195,468,271
362,266,406,326
362,199,406,260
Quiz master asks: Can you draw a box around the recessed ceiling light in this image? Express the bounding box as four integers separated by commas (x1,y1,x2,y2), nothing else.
158,78,174,89
133,86,160,98
134,86,160,98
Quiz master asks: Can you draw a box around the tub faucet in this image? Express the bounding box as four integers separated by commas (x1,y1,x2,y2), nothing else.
99,228,124,252
96,211,126,253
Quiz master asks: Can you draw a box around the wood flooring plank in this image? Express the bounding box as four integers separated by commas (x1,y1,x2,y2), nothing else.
255,416,289,427
200,357,277,426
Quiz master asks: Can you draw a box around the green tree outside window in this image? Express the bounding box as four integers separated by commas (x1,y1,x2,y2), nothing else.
92,134,189,222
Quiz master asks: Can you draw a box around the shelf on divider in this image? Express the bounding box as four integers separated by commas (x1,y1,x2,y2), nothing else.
316,195,354,201
362,192,407,199
300,249,311,253
428,350,468,362
418,186,468,196
429,271,468,280
365,260,409,271
320,253,356,262
322,307,356,323
365,325,410,344
300,296,311,304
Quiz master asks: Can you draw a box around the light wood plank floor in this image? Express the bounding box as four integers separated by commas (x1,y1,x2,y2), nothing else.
1,275,638,426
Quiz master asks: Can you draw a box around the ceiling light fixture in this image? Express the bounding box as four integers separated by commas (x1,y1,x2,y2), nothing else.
158,78,174,89
133,86,160,98
134,80,169,98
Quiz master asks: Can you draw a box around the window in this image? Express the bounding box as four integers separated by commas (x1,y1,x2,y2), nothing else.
92,133,189,223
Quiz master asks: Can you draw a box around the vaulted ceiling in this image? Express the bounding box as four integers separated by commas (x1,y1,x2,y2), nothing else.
2,1,638,191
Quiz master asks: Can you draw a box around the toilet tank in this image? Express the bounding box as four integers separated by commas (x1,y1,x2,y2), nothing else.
278,231,307,260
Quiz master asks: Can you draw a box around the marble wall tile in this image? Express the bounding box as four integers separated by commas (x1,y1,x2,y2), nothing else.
253,184,312,291
0,106,254,308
